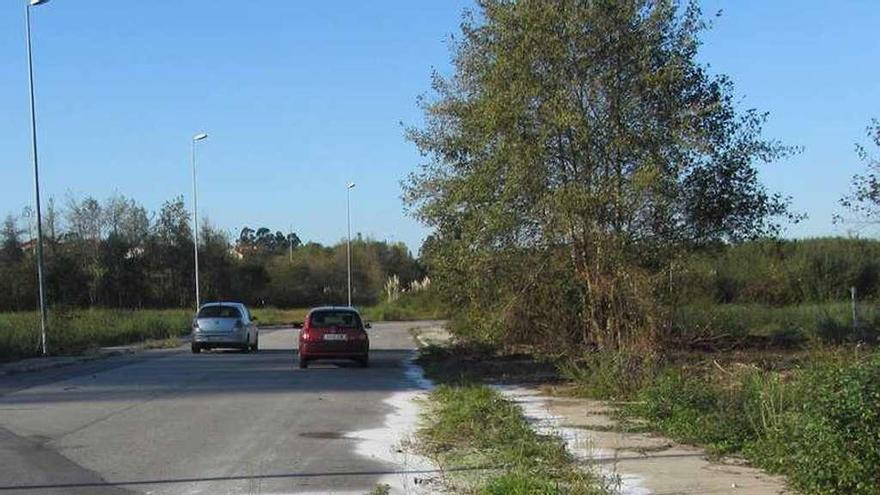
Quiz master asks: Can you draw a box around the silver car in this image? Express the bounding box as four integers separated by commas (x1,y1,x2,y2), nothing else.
191,302,259,353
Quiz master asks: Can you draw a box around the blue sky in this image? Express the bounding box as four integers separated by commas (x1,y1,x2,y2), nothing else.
0,1,878,253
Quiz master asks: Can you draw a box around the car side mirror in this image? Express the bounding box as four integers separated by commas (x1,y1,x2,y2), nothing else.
364,322,372,329
252,316,258,322
292,321,303,329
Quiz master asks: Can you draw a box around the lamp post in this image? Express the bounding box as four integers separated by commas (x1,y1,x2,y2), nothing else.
346,182,355,307
25,0,51,356
288,225,293,264
191,132,208,310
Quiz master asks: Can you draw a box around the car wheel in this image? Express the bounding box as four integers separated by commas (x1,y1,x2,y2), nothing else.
299,356,308,369
251,337,259,352
191,343,201,354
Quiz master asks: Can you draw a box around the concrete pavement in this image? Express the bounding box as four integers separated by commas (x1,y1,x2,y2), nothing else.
0,322,441,494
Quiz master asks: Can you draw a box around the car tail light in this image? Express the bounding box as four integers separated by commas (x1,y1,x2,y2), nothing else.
300,317,311,341
355,332,368,341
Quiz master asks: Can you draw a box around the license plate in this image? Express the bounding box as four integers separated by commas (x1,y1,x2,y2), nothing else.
323,334,347,341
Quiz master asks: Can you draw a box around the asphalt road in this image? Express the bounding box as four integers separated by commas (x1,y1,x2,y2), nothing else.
0,321,440,495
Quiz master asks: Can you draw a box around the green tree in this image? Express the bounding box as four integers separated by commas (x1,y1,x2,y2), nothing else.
237,226,299,258
839,120,880,224
149,197,193,307
104,193,150,245
0,215,23,264
0,192,423,311
65,195,106,305
198,219,236,302
405,0,794,350
287,232,302,250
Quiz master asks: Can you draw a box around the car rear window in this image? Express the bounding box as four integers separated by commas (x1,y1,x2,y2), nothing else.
309,311,361,328
197,305,242,319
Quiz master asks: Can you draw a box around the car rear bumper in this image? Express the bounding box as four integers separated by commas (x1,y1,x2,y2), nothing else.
299,342,368,358
193,333,247,346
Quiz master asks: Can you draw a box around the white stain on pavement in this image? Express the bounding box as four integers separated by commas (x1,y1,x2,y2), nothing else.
494,386,651,495
347,352,440,494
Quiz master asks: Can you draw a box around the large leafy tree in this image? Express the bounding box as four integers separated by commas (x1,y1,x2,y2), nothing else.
405,0,794,350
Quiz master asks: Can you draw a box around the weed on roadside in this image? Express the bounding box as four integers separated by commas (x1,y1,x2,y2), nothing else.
560,351,662,401
0,309,191,361
625,349,880,494
365,484,391,495
417,384,606,494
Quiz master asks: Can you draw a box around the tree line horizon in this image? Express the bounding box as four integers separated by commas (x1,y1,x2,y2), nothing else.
0,193,425,312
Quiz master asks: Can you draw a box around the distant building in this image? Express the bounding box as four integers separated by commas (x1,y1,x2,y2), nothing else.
20,239,37,253
125,246,145,259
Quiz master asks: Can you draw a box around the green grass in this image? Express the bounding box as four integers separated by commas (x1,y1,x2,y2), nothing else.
559,351,663,401
417,384,605,494
0,308,191,361
359,289,447,322
250,307,309,326
673,302,879,345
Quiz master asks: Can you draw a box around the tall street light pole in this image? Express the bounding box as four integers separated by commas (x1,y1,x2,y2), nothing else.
346,182,355,307
25,0,51,356
191,132,208,310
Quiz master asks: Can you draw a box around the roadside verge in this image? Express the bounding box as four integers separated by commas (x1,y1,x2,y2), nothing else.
0,336,185,376
410,327,608,494
411,327,791,495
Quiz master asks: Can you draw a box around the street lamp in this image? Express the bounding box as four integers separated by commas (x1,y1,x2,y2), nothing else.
346,182,355,307
288,224,294,263
25,0,51,356
191,132,208,310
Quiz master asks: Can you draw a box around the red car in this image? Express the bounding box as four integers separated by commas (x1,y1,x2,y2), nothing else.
298,306,370,368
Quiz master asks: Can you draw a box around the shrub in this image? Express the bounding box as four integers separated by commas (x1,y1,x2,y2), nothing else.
672,302,877,346
623,351,880,494
631,369,754,453
749,355,880,495
561,351,662,400
678,238,880,306
816,312,853,344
